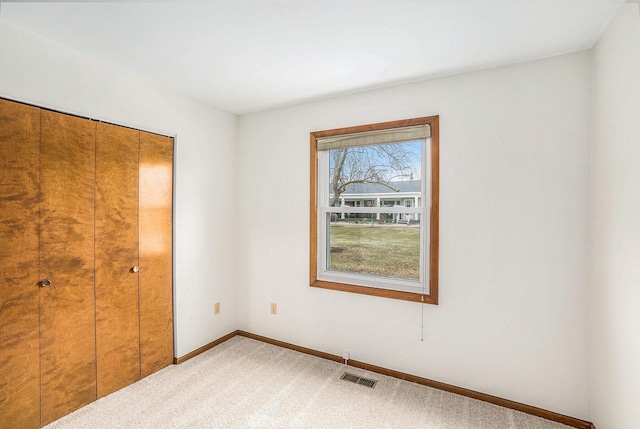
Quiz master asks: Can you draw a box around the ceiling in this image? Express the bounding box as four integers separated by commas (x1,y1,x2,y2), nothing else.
0,1,624,115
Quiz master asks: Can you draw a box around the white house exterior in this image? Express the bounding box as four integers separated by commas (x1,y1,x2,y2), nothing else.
330,180,421,222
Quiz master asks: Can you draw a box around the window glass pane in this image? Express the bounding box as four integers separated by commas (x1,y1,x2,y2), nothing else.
312,117,438,303
328,140,422,207
327,215,420,281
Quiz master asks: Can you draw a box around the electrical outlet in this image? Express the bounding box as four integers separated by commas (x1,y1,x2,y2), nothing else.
214,302,221,315
270,302,277,315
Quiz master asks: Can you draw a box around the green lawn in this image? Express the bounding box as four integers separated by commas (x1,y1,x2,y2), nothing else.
328,223,420,280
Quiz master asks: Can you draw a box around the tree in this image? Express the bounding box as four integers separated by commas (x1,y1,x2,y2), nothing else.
329,142,420,207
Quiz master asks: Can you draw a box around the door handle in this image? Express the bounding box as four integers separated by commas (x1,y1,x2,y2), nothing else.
39,279,51,287
130,266,139,273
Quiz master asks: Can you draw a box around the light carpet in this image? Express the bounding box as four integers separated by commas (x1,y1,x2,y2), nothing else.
44,336,572,429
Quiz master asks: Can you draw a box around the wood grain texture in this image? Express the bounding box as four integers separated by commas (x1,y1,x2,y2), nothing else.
95,122,141,398
309,116,440,305
428,116,439,304
309,134,318,287
139,131,174,377
39,111,97,426
0,99,41,429
311,116,437,139
310,279,435,303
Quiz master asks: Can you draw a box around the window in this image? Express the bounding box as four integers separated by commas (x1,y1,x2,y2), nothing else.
310,116,439,304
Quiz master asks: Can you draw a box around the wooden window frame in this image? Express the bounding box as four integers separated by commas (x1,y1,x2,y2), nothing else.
310,116,439,304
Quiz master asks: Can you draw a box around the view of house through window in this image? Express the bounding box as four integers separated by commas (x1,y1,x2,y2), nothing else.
327,140,422,281
310,116,439,304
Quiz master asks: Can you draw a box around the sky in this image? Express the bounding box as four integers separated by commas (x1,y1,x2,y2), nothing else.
329,139,423,184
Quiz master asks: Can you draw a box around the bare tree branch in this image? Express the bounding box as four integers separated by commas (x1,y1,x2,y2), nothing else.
329,142,420,206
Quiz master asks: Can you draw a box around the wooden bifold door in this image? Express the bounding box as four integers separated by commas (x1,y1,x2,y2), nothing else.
0,98,174,428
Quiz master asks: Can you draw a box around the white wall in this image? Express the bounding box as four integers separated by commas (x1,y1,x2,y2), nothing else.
236,51,592,419
1,13,603,422
0,20,238,358
590,4,640,428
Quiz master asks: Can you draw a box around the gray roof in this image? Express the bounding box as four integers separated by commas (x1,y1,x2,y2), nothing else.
340,180,421,195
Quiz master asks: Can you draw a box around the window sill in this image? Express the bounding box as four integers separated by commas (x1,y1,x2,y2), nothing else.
310,279,438,304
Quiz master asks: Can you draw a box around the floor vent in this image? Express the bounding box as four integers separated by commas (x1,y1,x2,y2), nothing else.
340,372,378,389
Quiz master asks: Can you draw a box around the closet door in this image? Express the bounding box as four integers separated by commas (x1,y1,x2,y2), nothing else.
139,132,174,377
0,99,41,429
95,122,140,398
39,111,97,425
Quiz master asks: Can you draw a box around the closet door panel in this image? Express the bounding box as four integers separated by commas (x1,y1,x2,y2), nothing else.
139,132,174,377
95,123,140,398
39,111,97,425
0,99,41,429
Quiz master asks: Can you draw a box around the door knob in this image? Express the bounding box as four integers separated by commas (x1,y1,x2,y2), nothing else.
131,266,139,273
39,279,51,287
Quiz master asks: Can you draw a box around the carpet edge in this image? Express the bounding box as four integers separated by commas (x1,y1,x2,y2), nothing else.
175,329,596,429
